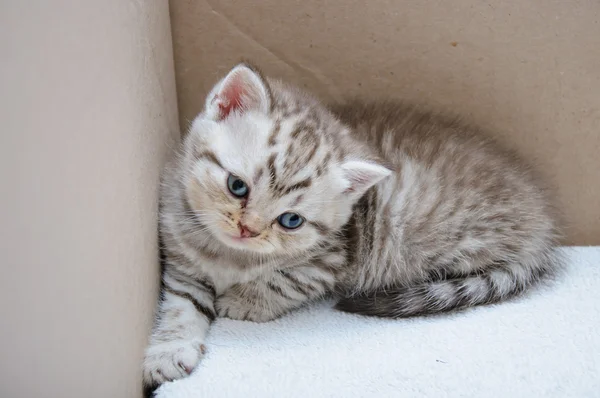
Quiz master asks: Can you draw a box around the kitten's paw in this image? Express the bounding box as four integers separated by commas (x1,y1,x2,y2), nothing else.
143,339,206,388
216,291,277,322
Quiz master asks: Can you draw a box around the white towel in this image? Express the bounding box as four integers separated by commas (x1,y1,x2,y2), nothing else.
156,247,600,398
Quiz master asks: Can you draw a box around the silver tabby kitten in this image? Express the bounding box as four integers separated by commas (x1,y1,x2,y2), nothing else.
143,62,560,387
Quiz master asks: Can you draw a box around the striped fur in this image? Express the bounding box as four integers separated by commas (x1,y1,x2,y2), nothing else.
143,62,561,388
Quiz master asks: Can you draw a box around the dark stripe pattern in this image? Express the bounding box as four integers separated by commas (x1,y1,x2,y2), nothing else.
195,150,223,169
165,266,216,298
163,284,216,321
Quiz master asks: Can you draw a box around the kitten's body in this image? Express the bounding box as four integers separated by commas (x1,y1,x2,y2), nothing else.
143,64,560,388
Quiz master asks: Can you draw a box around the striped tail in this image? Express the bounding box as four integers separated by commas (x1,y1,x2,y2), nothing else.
335,259,558,318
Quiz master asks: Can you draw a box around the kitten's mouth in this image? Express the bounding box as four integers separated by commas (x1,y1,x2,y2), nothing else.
217,230,275,254
219,231,255,247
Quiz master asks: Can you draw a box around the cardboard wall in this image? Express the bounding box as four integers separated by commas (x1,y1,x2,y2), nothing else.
0,1,179,397
170,0,599,245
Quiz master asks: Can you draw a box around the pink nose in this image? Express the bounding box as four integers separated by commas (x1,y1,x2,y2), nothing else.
238,223,259,238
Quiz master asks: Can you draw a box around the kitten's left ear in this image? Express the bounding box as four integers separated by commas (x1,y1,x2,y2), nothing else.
341,160,393,198
205,63,271,121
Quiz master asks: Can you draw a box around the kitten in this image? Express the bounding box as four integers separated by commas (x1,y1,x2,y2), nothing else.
143,62,560,388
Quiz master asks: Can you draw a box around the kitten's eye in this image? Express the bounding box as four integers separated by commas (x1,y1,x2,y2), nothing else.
277,212,304,230
227,174,248,198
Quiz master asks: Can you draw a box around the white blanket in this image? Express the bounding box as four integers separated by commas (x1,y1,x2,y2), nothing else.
156,247,600,398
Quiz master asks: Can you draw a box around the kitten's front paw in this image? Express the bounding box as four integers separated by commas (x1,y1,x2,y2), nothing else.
216,290,277,322
143,339,206,388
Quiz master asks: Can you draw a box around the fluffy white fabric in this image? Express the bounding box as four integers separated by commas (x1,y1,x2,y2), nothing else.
156,247,600,398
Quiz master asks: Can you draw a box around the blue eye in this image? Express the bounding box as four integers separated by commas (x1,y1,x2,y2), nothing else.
277,212,304,230
227,175,248,198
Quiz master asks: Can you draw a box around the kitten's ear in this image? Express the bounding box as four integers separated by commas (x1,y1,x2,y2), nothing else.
341,160,392,197
205,63,271,121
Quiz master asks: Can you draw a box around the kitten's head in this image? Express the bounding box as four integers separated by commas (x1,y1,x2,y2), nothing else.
181,63,391,255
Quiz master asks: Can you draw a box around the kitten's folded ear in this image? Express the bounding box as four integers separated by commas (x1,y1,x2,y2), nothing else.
205,63,271,121
341,160,393,198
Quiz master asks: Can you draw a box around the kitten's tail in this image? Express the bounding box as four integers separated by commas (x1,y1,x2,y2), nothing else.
335,256,560,318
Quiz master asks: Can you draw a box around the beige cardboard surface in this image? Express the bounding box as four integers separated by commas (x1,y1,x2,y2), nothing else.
170,0,600,245
0,1,179,397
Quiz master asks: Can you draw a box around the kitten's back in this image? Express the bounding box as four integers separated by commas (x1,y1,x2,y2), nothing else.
331,100,511,167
